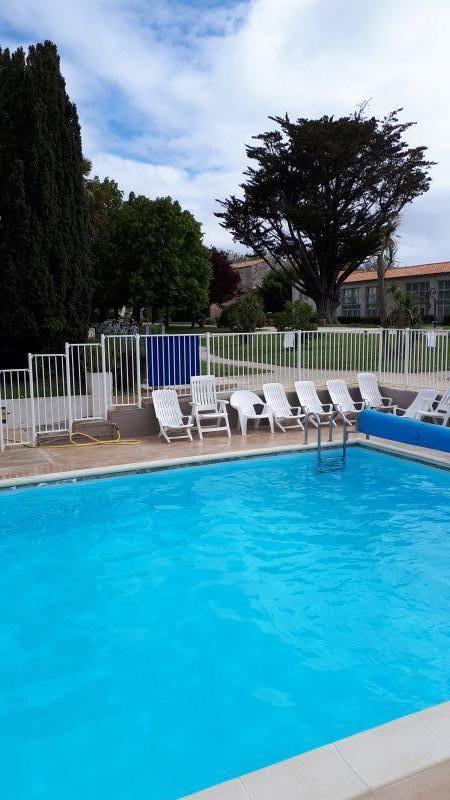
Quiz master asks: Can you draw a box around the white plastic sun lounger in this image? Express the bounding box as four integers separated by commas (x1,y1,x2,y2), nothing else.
152,389,194,443
230,390,274,436
326,379,365,428
393,388,440,420
294,380,338,430
263,383,305,432
190,375,231,440
357,373,395,412
416,388,450,426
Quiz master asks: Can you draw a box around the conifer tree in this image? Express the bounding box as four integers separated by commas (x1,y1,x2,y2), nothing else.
0,41,91,364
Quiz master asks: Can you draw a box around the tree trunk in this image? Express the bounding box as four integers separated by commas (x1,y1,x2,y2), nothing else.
377,253,386,324
315,293,339,324
131,304,142,322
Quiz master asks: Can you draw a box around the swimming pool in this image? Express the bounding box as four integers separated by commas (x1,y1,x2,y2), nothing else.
0,448,449,799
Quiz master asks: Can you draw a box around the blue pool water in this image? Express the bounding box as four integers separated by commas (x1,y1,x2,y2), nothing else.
0,449,449,799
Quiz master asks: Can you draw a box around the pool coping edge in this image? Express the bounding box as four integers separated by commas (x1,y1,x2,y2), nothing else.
0,437,449,491
183,701,450,800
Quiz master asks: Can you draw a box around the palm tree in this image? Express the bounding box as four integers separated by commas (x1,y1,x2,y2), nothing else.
376,217,399,324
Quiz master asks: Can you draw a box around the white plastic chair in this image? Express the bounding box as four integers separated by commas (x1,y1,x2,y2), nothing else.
357,373,395,412
263,383,305,432
416,388,450,426
152,389,194,443
326,379,366,428
190,375,231,440
230,390,274,436
393,388,440,419
294,380,338,429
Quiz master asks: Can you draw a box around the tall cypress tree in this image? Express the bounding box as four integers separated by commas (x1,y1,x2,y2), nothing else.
0,41,91,364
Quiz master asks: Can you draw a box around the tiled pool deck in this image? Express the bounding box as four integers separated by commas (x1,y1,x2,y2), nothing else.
1,428,449,798
0,425,449,488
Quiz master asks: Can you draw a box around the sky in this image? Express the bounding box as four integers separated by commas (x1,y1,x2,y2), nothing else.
1,0,450,265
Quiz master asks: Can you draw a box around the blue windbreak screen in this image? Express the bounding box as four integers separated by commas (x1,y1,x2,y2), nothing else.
146,335,200,388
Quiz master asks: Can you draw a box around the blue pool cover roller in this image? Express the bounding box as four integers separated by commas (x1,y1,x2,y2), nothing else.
358,409,450,453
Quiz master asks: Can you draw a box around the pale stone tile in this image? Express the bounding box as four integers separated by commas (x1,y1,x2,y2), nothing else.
371,758,450,800
417,701,450,745
240,745,370,800
335,714,450,791
182,777,249,800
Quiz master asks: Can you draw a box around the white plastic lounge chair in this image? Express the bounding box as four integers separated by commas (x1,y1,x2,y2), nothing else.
416,388,450,426
190,375,231,440
152,389,194,443
294,380,338,429
263,383,305,432
393,388,440,420
230,390,274,436
357,373,395,412
326,379,365,428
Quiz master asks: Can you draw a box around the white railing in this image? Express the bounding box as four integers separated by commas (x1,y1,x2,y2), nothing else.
0,328,448,450
103,334,141,408
0,369,34,450
30,353,71,438
207,331,298,392
67,343,107,422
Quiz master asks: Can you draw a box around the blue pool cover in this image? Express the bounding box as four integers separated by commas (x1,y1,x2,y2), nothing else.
358,409,450,452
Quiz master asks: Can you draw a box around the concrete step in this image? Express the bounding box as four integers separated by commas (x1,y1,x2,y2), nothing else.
73,420,118,440
37,419,118,446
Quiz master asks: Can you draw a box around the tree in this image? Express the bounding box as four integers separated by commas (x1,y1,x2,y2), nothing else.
221,293,266,331
0,41,92,363
258,267,295,312
376,220,398,324
88,175,125,319
84,168,124,237
217,108,434,322
209,247,240,306
386,285,422,328
93,194,211,320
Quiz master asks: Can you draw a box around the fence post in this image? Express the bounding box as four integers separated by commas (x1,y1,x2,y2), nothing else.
100,334,109,420
403,328,410,388
65,342,73,433
135,334,142,408
0,380,4,452
296,330,302,379
377,327,383,379
28,353,37,446
206,332,211,376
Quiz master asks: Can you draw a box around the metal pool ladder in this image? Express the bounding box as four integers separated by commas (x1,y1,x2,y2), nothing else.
316,423,348,473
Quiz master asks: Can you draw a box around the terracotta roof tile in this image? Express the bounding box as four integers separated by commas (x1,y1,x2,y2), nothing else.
230,258,266,270
343,261,450,283
230,258,450,280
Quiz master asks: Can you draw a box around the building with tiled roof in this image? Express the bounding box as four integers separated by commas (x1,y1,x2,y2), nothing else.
230,257,272,292
340,261,450,321
232,257,450,321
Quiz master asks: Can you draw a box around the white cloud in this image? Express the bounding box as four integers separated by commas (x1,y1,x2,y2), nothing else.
1,0,450,260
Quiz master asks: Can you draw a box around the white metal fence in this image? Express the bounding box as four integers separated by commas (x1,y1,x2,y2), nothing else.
0,328,449,450
0,369,34,449
103,334,141,408
67,342,105,422
29,353,71,438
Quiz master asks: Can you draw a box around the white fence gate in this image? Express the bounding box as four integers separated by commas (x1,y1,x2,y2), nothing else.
0,369,34,450
102,334,141,407
29,353,71,438
67,343,108,422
